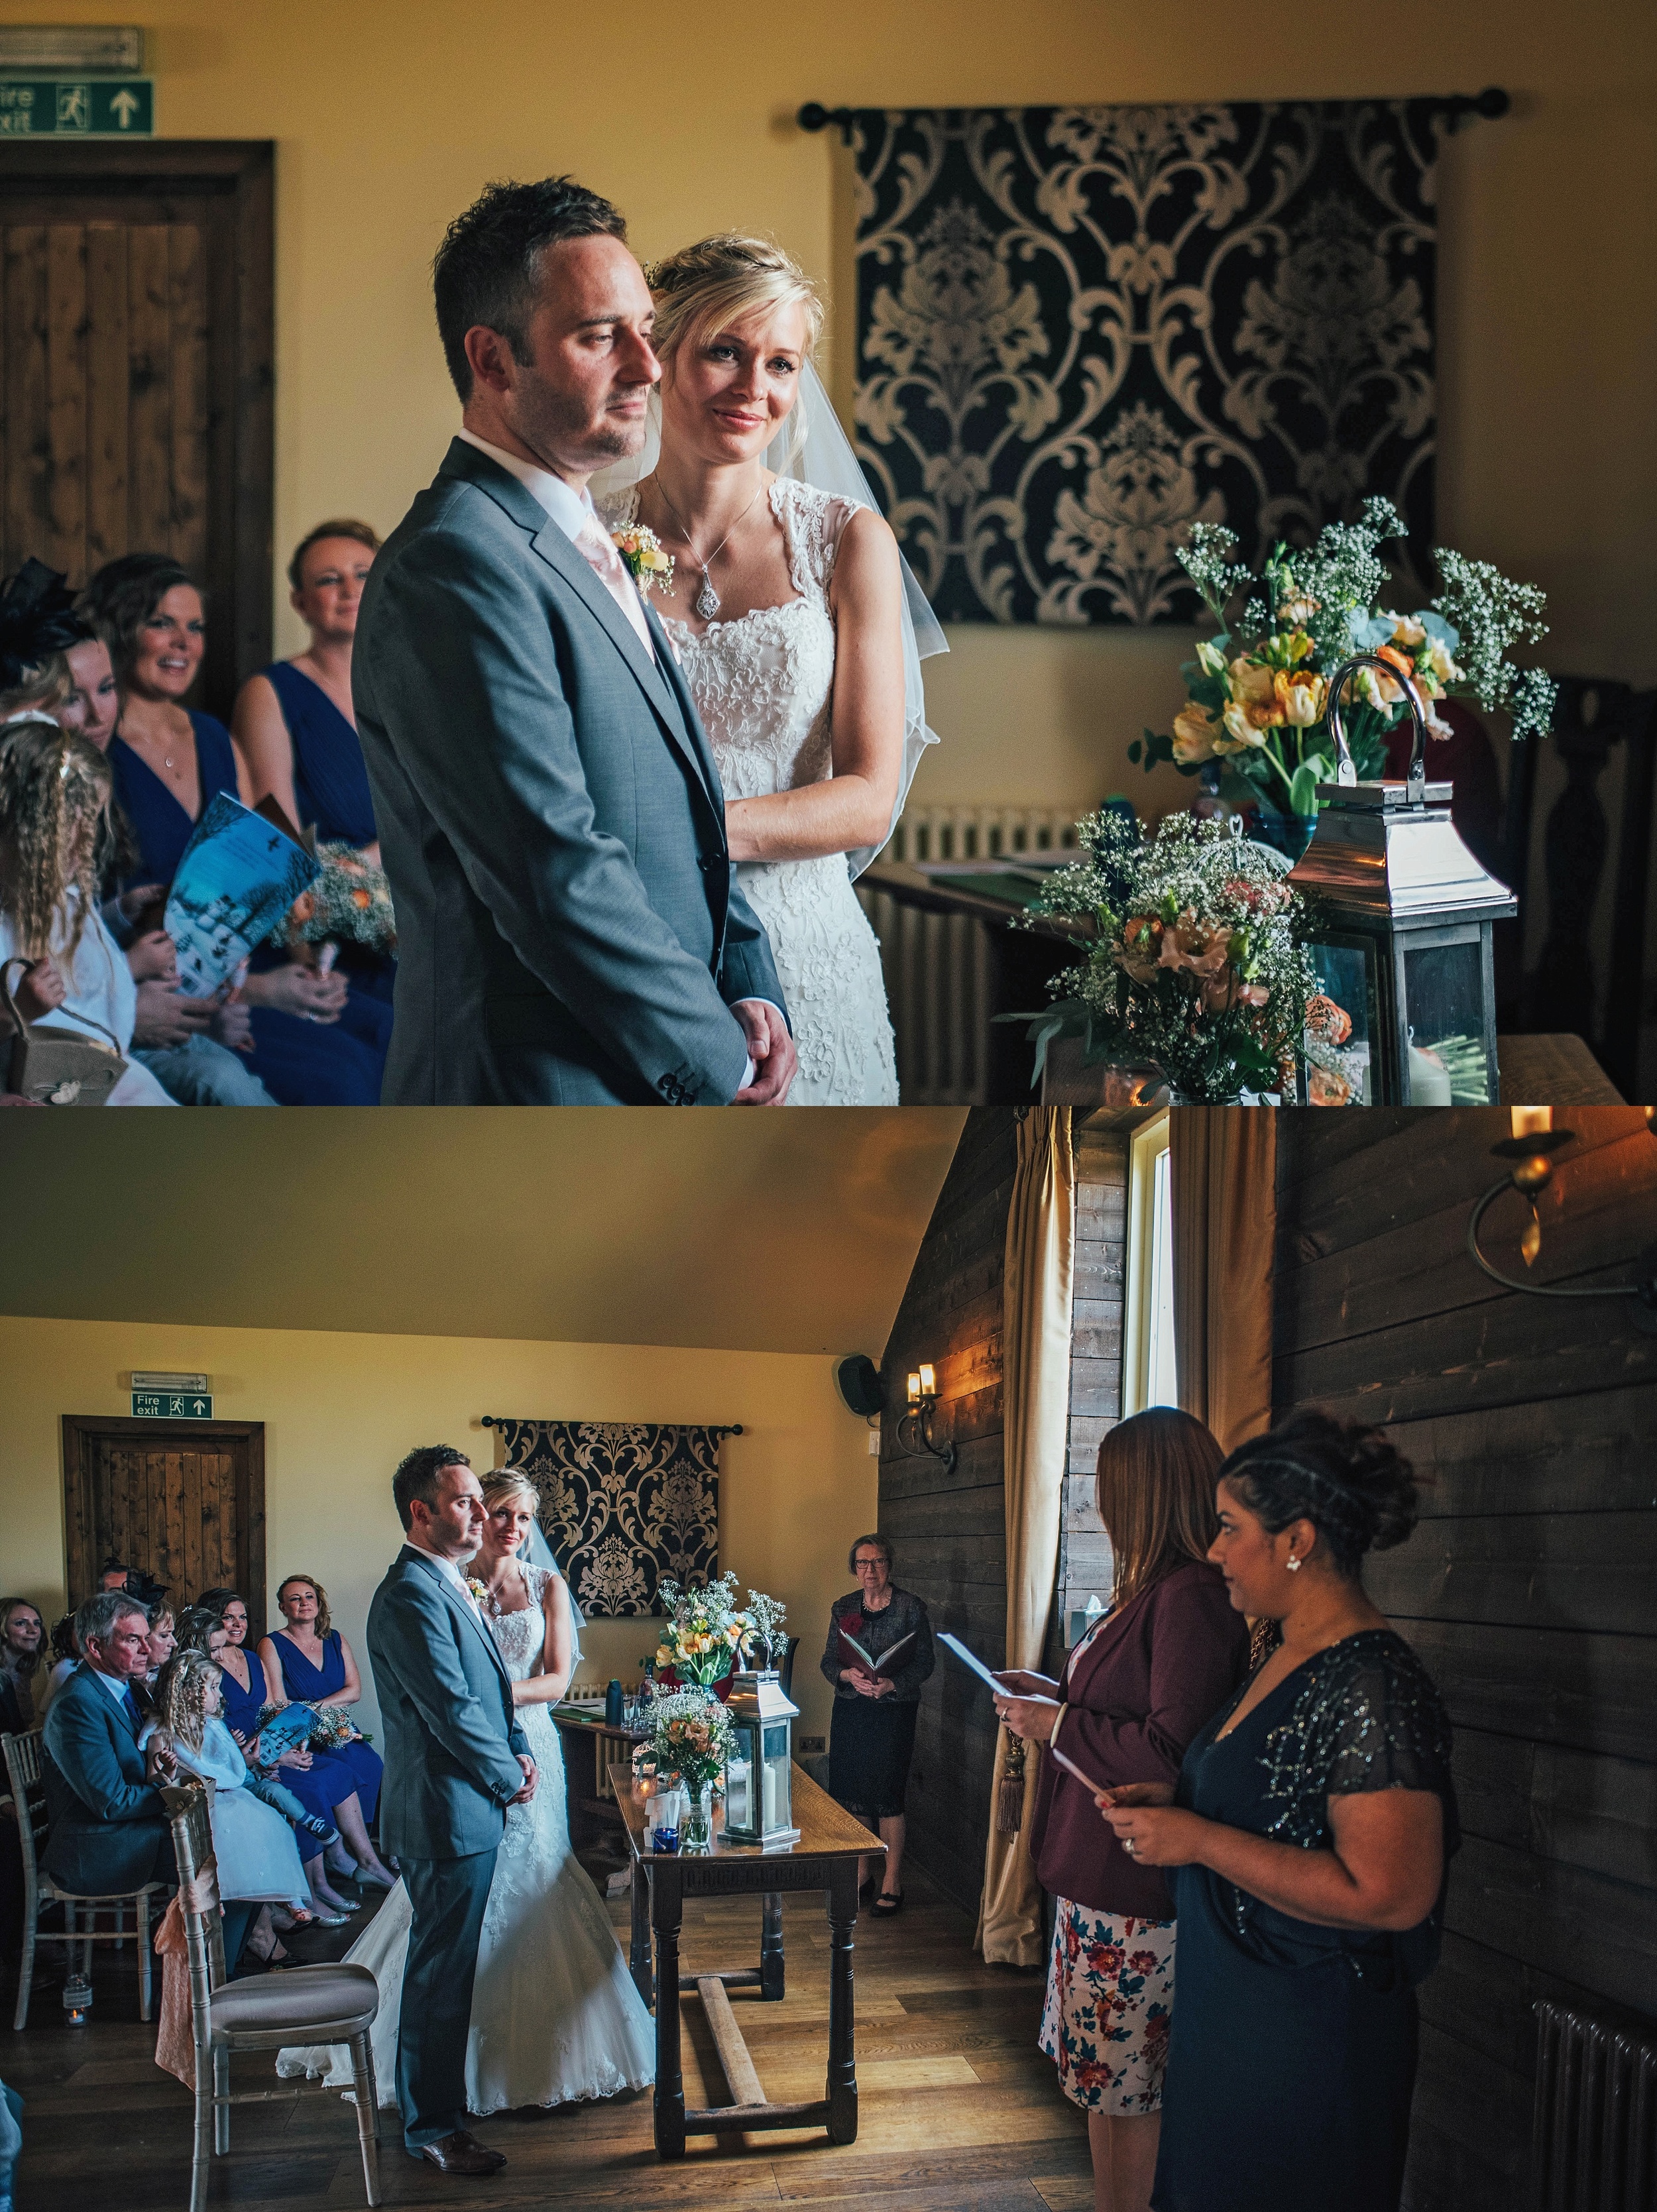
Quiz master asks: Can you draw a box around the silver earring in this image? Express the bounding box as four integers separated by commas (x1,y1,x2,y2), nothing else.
1285,1553,1302,1573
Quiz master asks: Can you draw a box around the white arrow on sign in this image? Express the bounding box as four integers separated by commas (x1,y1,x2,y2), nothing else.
109,87,139,127
192,1398,207,1414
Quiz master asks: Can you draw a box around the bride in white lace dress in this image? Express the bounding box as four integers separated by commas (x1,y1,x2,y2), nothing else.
278,1472,653,2114
597,235,943,1105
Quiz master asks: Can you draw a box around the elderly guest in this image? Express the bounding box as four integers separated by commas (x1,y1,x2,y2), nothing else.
995,1410,1249,2212
821,1535,934,1914
39,1592,175,1899
0,1602,44,1734
1098,1411,1457,2212
259,1575,394,1890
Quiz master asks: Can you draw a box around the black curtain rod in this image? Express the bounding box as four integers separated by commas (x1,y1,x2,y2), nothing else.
480,1415,744,1436
797,87,1510,146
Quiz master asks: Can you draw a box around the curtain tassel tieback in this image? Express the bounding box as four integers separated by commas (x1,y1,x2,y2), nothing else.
996,1730,1027,1838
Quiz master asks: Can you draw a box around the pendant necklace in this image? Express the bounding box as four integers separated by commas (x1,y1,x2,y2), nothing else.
656,478,766,620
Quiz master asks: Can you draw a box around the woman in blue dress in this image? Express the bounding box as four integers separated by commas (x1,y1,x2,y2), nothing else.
199,1586,380,1924
231,522,394,1006
257,1575,394,1890
1098,1412,1458,2212
81,551,390,1104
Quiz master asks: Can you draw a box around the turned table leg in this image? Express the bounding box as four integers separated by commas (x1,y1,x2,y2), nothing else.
760,1889,785,2001
629,1859,654,2009
825,1859,858,2144
652,1861,686,2158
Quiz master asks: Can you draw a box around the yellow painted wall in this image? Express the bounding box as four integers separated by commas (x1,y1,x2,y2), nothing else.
0,1315,876,1747
3,0,1651,819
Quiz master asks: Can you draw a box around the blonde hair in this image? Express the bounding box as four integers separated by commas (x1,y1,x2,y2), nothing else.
1096,1408,1226,1608
0,720,117,962
1,658,74,720
481,1468,541,1516
157,1648,219,1753
646,233,824,371
276,1574,331,1638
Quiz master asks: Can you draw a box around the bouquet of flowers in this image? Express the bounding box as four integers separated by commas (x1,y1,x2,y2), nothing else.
309,1703,370,1749
276,842,396,953
653,1572,782,1688
646,1684,734,1796
1129,498,1554,824
1012,810,1318,1102
255,1699,370,1751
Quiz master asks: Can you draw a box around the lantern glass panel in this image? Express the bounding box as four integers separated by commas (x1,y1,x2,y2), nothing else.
761,1720,792,1834
1402,938,1489,1103
724,1724,755,1832
1305,933,1378,1107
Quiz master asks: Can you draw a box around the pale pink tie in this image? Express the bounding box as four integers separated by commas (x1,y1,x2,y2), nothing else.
574,516,656,661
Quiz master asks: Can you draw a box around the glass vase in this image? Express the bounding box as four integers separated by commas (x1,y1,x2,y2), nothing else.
683,1783,713,1853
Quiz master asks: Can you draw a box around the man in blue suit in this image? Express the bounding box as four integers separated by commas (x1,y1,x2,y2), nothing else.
368,1447,535,2178
355,176,797,1105
41,1591,174,1898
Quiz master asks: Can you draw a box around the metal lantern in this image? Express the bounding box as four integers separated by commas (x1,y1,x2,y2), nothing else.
722,1669,801,1848
1288,653,1517,1106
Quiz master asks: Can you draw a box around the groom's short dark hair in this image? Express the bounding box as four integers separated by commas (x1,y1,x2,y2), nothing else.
393,1443,471,1531
433,176,628,402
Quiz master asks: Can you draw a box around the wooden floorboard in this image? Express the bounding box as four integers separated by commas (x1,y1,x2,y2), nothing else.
9,1865,1080,2209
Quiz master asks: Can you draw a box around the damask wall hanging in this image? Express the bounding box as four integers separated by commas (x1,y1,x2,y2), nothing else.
481,1419,732,1616
840,101,1452,627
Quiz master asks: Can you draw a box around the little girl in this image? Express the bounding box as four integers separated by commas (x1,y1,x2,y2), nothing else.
0,718,175,1104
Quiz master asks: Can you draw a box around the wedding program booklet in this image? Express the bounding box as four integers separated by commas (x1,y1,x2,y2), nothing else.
1049,1742,1114,1799
939,1630,1007,1694
164,792,321,996
251,1704,315,1756
839,1625,915,1676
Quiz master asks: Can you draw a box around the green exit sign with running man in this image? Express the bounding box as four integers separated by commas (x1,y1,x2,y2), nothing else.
133,1391,213,1420
0,78,152,135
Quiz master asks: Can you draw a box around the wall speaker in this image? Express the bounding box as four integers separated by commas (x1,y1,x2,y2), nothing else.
834,1355,884,1418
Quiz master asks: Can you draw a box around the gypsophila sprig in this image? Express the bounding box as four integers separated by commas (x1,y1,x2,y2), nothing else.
646,1683,734,1793
1129,498,1554,820
1009,811,1318,1101
653,1571,783,1687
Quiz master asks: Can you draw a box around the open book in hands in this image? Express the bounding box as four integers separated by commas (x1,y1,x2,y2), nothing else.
840,1625,915,1678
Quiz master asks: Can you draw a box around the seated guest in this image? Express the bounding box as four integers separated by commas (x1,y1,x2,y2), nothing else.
1099,1411,1459,2212
0,722,178,1103
81,552,390,1105
0,1601,44,1734
38,1616,78,1713
258,1576,394,1891
995,1410,1250,2212
135,1601,177,1717
821,1535,935,1914
0,559,84,732
62,630,121,753
146,1651,310,1973
40,1591,176,1899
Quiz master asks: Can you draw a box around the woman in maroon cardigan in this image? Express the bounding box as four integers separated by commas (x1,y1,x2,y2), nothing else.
995,1408,1249,2212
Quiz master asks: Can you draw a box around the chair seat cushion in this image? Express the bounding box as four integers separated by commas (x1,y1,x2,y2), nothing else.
211,1962,378,2037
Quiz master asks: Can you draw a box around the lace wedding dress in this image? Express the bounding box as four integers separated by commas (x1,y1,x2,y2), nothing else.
600,476,900,1104
276,1564,654,2113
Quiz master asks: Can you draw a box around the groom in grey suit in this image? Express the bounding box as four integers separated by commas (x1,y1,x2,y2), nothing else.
368,1447,534,2177
355,176,796,1105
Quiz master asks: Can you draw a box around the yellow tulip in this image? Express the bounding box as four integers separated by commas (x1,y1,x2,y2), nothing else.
1171,703,1222,765
1273,669,1326,728
1222,699,1270,749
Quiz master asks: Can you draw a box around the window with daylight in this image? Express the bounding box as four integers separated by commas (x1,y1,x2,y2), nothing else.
1123,1111,1176,1417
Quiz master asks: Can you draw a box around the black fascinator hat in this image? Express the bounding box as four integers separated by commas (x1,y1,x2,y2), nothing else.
0,559,87,691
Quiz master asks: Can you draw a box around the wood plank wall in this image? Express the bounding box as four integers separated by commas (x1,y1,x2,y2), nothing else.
1272,1107,1657,2212
878,1108,1016,1910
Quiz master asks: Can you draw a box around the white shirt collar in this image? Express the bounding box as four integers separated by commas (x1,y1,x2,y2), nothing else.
457,428,594,544
406,1542,468,1592
89,1663,134,1704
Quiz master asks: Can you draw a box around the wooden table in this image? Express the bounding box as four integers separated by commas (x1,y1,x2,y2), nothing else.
608,1758,882,2158
1041,1031,1625,1107
551,1706,643,1858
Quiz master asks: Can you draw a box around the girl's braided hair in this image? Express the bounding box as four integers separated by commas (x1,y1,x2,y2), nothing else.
156,1648,219,1753
1219,1409,1421,1578
0,720,118,963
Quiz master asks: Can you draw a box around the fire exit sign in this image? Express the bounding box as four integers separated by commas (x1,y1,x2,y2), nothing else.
133,1391,213,1419
0,78,152,135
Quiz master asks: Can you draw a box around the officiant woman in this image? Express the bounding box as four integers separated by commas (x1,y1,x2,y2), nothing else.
822,1535,934,1915
994,1409,1249,2212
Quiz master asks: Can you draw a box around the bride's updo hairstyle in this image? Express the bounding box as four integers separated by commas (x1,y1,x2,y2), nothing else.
482,1468,541,1518
1218,1410,1420,1579
646,234,825,374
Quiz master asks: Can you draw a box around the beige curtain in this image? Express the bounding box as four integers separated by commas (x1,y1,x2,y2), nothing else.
1169,1107,1277,1454
977,1106,1074,1966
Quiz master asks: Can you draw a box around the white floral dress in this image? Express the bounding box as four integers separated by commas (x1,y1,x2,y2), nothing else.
600,477,900,1105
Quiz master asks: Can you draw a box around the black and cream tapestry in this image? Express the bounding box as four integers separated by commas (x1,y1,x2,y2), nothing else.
490,1421,721,1617
850,102,1442,626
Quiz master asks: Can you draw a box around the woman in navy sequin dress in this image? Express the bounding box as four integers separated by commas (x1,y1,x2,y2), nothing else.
1098,1412,1458,2212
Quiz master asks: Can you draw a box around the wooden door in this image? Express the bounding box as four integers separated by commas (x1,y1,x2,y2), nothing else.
0,142,273,717
60,1415,266,1632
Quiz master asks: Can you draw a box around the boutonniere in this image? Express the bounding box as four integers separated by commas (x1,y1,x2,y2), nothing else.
465,1577,490,1610
611,524,675,597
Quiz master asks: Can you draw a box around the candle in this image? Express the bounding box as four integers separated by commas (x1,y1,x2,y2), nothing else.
761,1756,780,1834
1511,1106,1552,1138
1406,1043,1452,1106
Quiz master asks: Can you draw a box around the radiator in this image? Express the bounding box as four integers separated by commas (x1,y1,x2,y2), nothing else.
857,805,1082,1105
1532,2001,1657,2212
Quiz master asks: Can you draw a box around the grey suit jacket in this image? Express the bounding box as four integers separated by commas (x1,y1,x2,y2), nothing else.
367,1545,532,1861
354,437,786,1103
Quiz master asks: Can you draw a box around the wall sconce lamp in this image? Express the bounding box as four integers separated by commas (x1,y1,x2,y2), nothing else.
897,1362,956,1475
1467,1107,1657,1333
